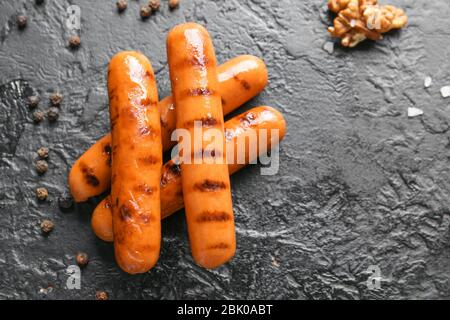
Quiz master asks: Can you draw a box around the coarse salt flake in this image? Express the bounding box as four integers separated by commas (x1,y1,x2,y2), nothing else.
441,86,450,98
323,41,334,54
408,107,423,117
424,76,432,88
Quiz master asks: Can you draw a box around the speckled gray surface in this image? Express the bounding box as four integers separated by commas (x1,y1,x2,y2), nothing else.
1,0,450,300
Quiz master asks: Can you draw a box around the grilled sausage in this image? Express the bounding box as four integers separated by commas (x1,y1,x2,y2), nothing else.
168,23,235,268
108,51,162,274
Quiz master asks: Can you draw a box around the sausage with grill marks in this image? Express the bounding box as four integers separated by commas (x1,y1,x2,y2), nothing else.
167,23,235,268
108,51,163,274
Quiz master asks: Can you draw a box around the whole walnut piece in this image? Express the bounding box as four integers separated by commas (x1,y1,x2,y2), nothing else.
327,0,407,47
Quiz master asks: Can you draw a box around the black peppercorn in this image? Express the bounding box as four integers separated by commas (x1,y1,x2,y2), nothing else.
68,35,81,49
116,0,127,12
140,6,152,19
28,95,40,109
35,160,48,175
149,0,160,11
40,219,54,233
35,0,45,5
49,93,63,107
37,147,49,159
33,110,45,123
58,191,74,210
95,291,108,300
76,252,89,267
47,107,59,122
17,15,27,29
36,187,48,201
169,0,180,10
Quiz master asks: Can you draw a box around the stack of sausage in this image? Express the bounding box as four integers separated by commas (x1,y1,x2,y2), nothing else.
68,23,286,274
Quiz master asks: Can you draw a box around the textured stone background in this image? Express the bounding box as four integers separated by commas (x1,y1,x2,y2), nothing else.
1,0,450,300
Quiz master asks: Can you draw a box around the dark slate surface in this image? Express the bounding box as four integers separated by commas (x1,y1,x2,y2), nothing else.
1,0,450,300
